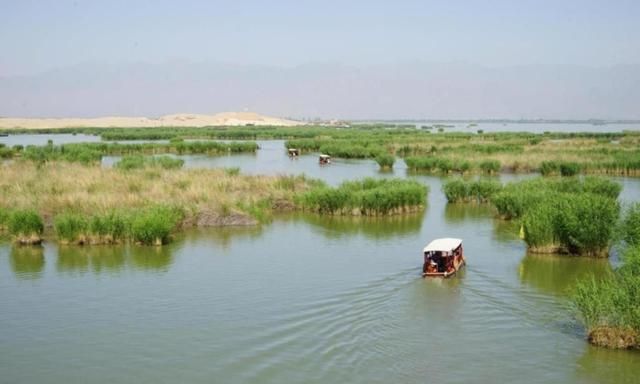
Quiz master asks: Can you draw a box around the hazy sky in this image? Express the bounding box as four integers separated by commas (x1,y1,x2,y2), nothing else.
2,0,639,76
1,1,639,119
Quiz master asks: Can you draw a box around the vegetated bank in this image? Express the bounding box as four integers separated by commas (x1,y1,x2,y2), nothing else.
572,205,640,349
0,161,426,246
298,178,427,216
0,140,259,164
3,126,640,174
442,177,622,257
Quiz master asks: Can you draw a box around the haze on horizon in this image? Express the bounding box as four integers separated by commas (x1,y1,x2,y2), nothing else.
1,0,639,120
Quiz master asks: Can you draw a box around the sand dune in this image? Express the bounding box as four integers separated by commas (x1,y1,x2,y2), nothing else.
0,112,302,129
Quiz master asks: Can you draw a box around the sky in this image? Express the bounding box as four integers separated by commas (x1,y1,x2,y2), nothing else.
1,0,639,118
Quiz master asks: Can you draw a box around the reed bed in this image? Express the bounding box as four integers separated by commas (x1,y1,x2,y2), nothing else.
443,179,502,203
299,178,428,216
572,245,640,349
8,141,258,164
491,177,621,256
0,161,316,244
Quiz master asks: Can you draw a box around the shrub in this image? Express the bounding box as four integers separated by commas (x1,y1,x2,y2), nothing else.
8,210,44,244
54,212,88,244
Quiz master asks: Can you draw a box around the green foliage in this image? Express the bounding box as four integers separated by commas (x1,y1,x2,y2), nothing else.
18,141,257,164
540,161,559,176
115,155,184,170
224,167,241,176
479,160,501,174
300,178,427,215
88,211,129,242
623,203,640,246
560,162,581,176
498,177,621,256
541,161,585,176
522,202,558,248
130,206,183,245
443,179,502,203
0,207,10,229
54,212,88,243
572,246,640,347
375,153,395,169
8,210,44,237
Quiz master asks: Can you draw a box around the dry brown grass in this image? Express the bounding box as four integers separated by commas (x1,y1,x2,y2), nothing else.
0,162,313,225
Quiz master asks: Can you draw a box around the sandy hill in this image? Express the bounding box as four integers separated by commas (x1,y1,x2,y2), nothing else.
0,112,302,129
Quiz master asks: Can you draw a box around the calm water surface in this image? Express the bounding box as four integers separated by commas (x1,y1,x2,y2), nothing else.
1,136,640,384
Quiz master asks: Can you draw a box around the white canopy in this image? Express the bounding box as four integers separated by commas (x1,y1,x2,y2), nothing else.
423,238,462,253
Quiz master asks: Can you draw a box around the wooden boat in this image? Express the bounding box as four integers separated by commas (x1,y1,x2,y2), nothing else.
319,154,331,164
422,238,466,278
288,148,300,157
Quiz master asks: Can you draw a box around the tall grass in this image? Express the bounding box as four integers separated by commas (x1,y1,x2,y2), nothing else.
623,203,640,246
493,177,621,256
130,206,183,245
18,141,258,165
8,210,44,244
300,178,428,215
375,153,395,169
443,179,502,203
115,155,185,170
572,246,640,349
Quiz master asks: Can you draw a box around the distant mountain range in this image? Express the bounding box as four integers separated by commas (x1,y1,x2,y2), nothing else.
1,61,639,120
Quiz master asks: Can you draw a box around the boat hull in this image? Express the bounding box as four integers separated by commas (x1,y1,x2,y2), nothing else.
422,257,466,278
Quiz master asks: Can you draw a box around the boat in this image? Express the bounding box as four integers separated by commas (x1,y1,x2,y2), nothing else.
319,154,331,164
288,148,300,157
422,238,466,278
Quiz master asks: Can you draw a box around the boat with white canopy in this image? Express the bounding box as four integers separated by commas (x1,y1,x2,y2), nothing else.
422,238,466,278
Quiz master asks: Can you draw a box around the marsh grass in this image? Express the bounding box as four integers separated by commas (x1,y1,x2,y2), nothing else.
115,155,185,170
375,153,395,169
572,246,640,349
492,177,621,256
623,203,640,246
443,179,502,203
0,162,322,245
8,209,44,245
300,178,427,216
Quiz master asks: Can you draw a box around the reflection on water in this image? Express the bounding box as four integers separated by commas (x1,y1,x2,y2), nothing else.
492,218,522,243
576,345,640,384
56,244,174,275
179,226,264,250
293,212,424,240
10,246,45,280
444,203,494,223
519,253,613,296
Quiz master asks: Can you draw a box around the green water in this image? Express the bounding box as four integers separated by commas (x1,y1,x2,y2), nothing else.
2,139,640,383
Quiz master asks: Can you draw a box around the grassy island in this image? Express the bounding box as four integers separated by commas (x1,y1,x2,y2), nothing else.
0,161,427,245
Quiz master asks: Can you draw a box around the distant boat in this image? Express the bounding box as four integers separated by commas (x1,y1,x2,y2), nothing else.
0,133,8,137
422,238,466,278
319,154,331,165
